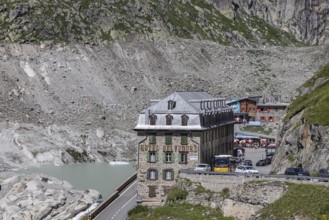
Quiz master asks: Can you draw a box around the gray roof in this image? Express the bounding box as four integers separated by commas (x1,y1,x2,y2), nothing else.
134,91,233,131
146,91,228,114
257,102,289,107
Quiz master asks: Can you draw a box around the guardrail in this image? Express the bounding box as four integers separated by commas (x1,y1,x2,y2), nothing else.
89,173,137,220
179,169,329,182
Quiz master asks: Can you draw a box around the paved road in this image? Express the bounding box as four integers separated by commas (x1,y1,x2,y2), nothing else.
243,148,272,174
95,181,137,220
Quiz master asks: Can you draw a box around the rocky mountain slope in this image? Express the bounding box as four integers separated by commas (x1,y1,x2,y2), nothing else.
1,41,329,169
0,0,329,169
1,0,328,46
0,172,101,219
272,63,329,174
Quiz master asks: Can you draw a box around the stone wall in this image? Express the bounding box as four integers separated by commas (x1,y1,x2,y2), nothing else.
137,133,200,205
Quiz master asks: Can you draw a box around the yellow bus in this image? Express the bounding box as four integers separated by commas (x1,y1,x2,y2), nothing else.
213,155,239,172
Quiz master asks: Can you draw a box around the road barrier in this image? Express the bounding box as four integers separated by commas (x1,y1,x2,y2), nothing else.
179,168,329,182
89,173,137,220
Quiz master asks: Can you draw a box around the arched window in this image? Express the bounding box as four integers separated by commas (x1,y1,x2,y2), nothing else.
168,100,176,110
149,114,157,125
166,115,173,125
181,115,189,126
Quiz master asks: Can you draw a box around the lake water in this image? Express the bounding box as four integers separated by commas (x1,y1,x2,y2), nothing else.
15,162,136,199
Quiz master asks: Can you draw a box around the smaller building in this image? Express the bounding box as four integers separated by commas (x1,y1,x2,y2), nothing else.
226,97,257,122
256,103,288,123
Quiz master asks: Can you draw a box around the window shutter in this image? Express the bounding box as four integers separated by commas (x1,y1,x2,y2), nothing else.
162,153,165,162
163,170,166,180
178,153,181,163
147,152,150,162
171,170,174,180
155,152,158,162
147,170,150,179
181,135,187,145
155,170,158,180
171,153,175,163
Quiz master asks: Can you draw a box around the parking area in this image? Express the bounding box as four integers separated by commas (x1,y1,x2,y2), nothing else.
243,148,272,174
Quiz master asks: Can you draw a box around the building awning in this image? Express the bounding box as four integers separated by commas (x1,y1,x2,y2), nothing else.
235,133,260,139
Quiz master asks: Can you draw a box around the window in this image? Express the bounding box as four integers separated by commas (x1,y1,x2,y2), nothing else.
147,169,158,180
149,186,156,197
166,115,173,125
163,152,173,163
149,134,156,144
147,152,158,163
168,100,176,110
165,134,172,145
149,114,157,125
181,115,189,126
179,152,188,164
181,134,187,145
163,169,174,181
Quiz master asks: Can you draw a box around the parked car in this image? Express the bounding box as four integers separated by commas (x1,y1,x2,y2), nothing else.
235,165,259,174
194,163,211,172
256,157,271,166
284,167,310,176
242,160,253,166
318,168,329,178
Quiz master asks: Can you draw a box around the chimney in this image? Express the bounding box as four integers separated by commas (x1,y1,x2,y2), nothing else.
145,109,150,124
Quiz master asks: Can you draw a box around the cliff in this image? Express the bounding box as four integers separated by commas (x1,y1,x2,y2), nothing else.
212,0,329,45
272,63,329,173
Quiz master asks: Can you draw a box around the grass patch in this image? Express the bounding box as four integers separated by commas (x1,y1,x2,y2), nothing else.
285,63,329,125
128,203,234,220
66,149,89,162
166,187,188,202
220,187,230,199
240,126,272,135
287,154,295,162
259,183,329,219
195,184,213,195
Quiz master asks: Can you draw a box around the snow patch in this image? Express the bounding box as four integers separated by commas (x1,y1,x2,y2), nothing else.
20,61,36,77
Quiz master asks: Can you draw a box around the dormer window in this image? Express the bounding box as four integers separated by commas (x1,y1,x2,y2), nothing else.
166,115,173,125
150,114,157,125
168,100,176,110
181,115,189,126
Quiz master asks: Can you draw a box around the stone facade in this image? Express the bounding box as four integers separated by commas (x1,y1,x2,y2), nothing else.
134,91,235,205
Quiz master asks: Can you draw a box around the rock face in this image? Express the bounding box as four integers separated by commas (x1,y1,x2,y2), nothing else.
0,172,101,220
1,41,329,168
273,114,329,173
272,63,329,174
212,0,329,45
1,0,327,46
177,178,287,220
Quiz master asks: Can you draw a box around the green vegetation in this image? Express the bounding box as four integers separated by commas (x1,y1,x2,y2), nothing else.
129,182,329,219
128,203,234,220
97,151,109,157
249,16,303,46
220,187,230,199
66,149,89,162
166,187,188,202
195,184,214,200
240,126,273,135
285,63,329,125
287,154,295,162
259,183,329,219
0,0,302,46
